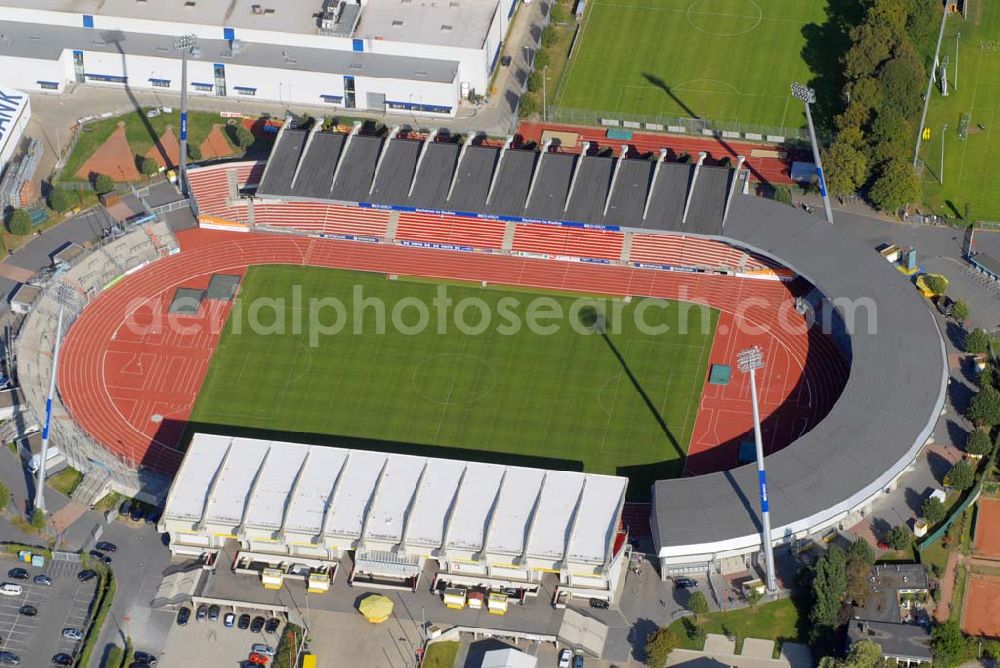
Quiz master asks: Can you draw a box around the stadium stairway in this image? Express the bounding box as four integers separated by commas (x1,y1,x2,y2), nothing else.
502,221,516,251
620,232,634,264
386,210,401,242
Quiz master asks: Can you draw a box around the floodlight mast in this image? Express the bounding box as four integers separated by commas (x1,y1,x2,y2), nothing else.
174,34,199,198
737,345,777,593
35,304,65,514
791,82,834,224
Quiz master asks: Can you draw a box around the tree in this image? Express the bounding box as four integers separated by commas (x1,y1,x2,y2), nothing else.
810,546,847,634
922,274,948,297
887,525,911,550
968,385,1000,427
823,139,869,197
230,125,255,151
140,156,159,178
965,429,992,457
951,299,969,324
922,496,946,524
876,47,925,120
964,328,992,354
187,143,203,162
0,482,8,512
944,460,975,490
931,620,969,668
842,639,886,668
846,539,876,606
48,187,74,213
847,538,876,567
644,627,679,668
94,173,115,194
773,185,793,206
527,70,542,93
686,590,709,617
745,586,762,610
868,158,919,211
517,93,539,118
7,208,31,236
869,108,914,166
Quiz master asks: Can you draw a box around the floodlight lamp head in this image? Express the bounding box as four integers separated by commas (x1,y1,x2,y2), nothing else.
737,346,765,372
174,34,198,52
790,82,816,104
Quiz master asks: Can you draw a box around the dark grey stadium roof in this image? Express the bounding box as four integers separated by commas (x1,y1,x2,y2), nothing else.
251,129,947,555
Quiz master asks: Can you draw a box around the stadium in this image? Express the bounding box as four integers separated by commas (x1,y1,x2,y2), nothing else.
16,122,945,599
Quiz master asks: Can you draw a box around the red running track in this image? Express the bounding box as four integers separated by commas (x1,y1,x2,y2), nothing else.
58,228,846,476
517,121,804,186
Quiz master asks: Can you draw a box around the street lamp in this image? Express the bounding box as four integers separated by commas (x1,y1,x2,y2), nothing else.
791,82,834,224
174,34,199,198
737,345,777,593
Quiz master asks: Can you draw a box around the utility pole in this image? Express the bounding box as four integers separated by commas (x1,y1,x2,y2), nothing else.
542,65,547,122
35,304,65,514
941,123,947,185
174,34,199,198
737,346,777,593
791,83,833,224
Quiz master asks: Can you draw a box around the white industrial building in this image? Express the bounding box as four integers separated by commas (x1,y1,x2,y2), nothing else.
0,85,30,178
160,434,630,601
0,0,520,116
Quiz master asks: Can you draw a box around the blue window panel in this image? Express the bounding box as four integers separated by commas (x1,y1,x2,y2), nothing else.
85,73,127,83
489,43,501,72
352,38,364,52
321,95,344,103
37,81,60,90
385,101,452,114
223,27,235,41
508,0,519,18
82,14,94,28
233,86,256,96
192,82,214,91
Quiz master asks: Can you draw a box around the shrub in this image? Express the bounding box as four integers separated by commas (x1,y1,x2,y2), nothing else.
229,124,255,151
272,622,304,668
139,157,159,178
30,508,46,530
7,209,31,236
0,482,8,512
887,525,911,550
644,627,680,668
951,299,969,323
517,94,539,118
964,328,992,354
48,187,74,213
773,185,793,205
968,386,1000,427
922,274,948,296
944,460,975,490
921,496,945,524
187,143,203,162
686,590,709,616
94,173,115,194
966,429,992,456
527,70,542,93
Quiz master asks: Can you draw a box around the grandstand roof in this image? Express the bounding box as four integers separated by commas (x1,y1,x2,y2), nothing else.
354,0,501,49
162,433,628,564
255,129,736,232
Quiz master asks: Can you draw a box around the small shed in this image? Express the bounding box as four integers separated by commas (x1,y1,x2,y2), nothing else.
9,283,41,315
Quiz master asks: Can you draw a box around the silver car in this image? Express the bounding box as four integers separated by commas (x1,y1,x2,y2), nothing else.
62,628,84,641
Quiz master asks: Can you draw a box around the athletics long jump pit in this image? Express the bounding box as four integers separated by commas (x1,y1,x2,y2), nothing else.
963,574,1000,638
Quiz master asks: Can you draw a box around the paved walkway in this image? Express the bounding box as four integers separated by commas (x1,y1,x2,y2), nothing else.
936,551,960,622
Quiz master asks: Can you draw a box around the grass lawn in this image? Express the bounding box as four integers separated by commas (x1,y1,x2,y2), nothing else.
553,0,827,129
919,0,1000,221
60,108,233,182
667,598,804,654
422,641,459,668
47,468,83,497
191,266,717,494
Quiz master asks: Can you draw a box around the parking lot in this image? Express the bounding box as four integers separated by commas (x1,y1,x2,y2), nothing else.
0,554,96,666
159,606,286,668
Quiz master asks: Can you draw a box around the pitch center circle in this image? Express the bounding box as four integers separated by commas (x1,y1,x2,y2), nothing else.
686,0,763,37
412,353,497,406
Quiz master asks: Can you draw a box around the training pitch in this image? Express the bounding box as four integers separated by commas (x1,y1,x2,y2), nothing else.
190,266,718,487
554,0,826,128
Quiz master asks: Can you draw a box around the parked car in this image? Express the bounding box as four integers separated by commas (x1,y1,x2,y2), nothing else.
6,569,27,581
0,584,22,596
62,628,84,641
264,617,281,634
89,550,112,565
196,605,208,622
176,607,191,626
673,577,697,589
558,649,572,668
251,644,276,657
146,108,161,119
133,650,158,665
237,613,251,630
18,605,37,617
224,612,235,628
77,570,97,582
118,500,132,517
52,655,72,666
208,604,220,622
247,654,268,666
0,652,19,666
95,541,117,553
250,616,265,633
145,510,162,525
33,574,52,586
588,598,609,610
129,505,145,522
572,655,585,668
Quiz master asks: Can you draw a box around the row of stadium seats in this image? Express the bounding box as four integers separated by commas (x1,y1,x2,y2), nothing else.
187,162,782,274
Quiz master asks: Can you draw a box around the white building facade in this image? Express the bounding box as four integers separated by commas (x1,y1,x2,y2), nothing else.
161,434,631,601
0,0,520,116
0,85,30,177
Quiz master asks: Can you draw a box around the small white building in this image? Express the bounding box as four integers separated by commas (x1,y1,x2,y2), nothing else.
0,85,30,177
481,648,537,668
160,433,630,601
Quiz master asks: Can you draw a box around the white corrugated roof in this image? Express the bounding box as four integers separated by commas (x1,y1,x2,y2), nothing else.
163,434,627,564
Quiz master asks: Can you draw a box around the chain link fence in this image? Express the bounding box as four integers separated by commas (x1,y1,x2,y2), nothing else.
12,217,179,502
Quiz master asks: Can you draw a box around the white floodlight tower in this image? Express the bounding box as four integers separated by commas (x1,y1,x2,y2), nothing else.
790,82,833,224
174,34,199,198
35,304,65,514
737,345,777,593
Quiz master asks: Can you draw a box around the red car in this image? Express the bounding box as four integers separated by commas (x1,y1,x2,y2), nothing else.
247,653,268,666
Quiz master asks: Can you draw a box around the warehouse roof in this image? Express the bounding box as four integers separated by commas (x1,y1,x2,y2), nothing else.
355,0,500,49
163,434,628,564
0,20,458,83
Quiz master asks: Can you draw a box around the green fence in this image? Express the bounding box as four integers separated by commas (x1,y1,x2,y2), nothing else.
919,447,999,550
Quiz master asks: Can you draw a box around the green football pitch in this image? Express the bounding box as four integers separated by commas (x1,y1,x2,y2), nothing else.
553,0,828,129
190,266,718,489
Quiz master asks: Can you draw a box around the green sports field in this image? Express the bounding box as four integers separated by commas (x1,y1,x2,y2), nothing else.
190,266,718,489
554,0,828,129
919,0,1000,221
